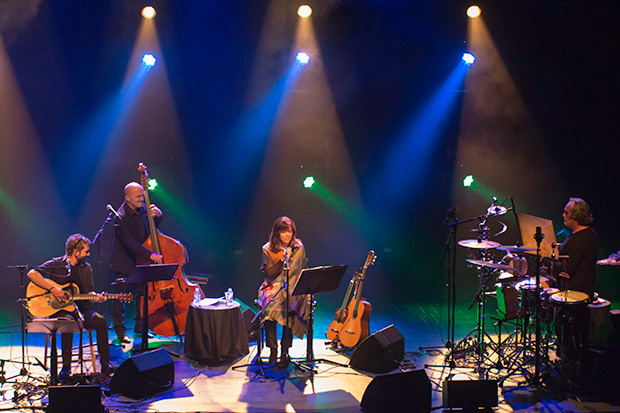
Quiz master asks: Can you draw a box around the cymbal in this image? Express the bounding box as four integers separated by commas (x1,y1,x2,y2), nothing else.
466,259,522,275
458,239,501,249
487,205,508,216
496,245,537,252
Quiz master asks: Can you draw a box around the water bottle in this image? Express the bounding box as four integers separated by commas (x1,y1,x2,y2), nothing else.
225,288,234,306
193,287,201,305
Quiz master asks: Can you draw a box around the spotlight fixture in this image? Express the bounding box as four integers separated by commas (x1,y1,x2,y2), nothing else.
142,53,157,67
297,5,312,18
462,53,476,65
148,178,158,191
296,52,310,65
466,5,481,18
463,175,475,188
142,6,156,19
303,176,315,189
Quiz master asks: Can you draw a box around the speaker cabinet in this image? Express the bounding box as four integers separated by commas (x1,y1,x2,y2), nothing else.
110,348,174,399
350,324,404,373
48,385,103,413
361,370,431,412
442,379,498,408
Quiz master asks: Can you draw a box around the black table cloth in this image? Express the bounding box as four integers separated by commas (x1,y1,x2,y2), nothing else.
183,300,249,364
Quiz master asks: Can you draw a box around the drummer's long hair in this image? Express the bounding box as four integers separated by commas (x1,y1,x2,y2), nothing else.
569,197,594,226
268,216,302,252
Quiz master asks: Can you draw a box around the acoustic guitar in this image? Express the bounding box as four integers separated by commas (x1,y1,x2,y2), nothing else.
339,250,376,348
27,280,132,318
326,269,361,342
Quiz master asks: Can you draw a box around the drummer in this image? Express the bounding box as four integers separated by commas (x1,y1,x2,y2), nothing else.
556,197,599,296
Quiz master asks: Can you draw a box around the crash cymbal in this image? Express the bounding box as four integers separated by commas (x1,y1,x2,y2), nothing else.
487,205,508,216
496,245,537,252
466,259,522,276
458,239,501,249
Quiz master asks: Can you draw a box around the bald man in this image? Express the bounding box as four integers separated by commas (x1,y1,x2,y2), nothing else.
111,182,164,343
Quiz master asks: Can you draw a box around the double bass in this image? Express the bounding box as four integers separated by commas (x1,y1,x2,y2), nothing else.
137,163,202,337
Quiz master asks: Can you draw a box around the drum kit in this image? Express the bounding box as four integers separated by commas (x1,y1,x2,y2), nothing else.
444,200,598,391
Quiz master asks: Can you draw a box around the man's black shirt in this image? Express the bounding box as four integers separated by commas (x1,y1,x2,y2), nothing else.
37,257,94,313
559,227,599,295
111,202,162,276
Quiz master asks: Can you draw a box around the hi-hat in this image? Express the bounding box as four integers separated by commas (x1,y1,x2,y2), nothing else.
496,245,537,252
458,239,501,249
487,206,508,216
466,259,522,276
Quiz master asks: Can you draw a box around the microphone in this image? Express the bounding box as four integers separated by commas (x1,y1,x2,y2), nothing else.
107,204,121,219
283,247,290,270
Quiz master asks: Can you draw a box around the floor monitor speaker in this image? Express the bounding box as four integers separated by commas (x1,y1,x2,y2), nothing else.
350,324,404,373
109,347,174,399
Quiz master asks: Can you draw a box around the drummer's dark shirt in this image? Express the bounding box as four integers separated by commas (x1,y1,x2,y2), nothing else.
558,227,598,295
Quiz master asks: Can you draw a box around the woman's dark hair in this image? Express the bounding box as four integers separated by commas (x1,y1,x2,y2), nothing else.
268,216,301,252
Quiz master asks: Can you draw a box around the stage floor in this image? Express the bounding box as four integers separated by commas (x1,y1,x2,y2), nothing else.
0,301,618,412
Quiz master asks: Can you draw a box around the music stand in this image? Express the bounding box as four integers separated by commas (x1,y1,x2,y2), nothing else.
127,264,178,352
292,265,348,369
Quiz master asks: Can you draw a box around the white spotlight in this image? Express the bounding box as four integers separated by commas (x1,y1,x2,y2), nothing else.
142,6,156,19
298,5,312,18
467,6,481,18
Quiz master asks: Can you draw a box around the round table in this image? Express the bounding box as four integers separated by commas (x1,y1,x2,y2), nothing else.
183,300,249,364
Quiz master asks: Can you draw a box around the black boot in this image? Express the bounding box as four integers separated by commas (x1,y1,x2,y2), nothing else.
268,348,277,365
277,351,290,369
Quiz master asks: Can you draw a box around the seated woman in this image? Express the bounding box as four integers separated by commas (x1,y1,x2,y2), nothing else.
258,216,309,367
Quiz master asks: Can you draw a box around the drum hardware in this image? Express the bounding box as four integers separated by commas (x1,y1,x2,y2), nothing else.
500,226,560,395
466,259,523,275
425,198,508,373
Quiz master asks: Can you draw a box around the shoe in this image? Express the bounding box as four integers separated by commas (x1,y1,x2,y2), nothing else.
268,349,277,365
277,353,290,369
120,337,134,353
59,366,71,378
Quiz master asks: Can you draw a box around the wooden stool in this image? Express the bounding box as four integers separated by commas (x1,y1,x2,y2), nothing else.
44,329,98,373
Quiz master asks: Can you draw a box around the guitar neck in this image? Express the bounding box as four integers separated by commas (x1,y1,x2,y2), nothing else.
72,294,126,301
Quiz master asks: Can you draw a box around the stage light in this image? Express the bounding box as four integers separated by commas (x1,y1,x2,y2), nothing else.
142,6,156,19
148,178,158,191
296,52,310,65
462,53,476,65
142,54,157,67
303,176,315,189
297,5,312,18
463,175,475,188
467,6,481,18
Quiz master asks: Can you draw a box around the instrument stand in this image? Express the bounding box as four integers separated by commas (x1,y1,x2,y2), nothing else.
421,212,462,368
126,264,178,353
90,208,115,318
291,266,348,372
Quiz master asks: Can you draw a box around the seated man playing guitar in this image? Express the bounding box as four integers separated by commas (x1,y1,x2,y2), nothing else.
27,234,116,377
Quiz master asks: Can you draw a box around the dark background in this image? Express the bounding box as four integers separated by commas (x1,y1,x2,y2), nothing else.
1,0,618,314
